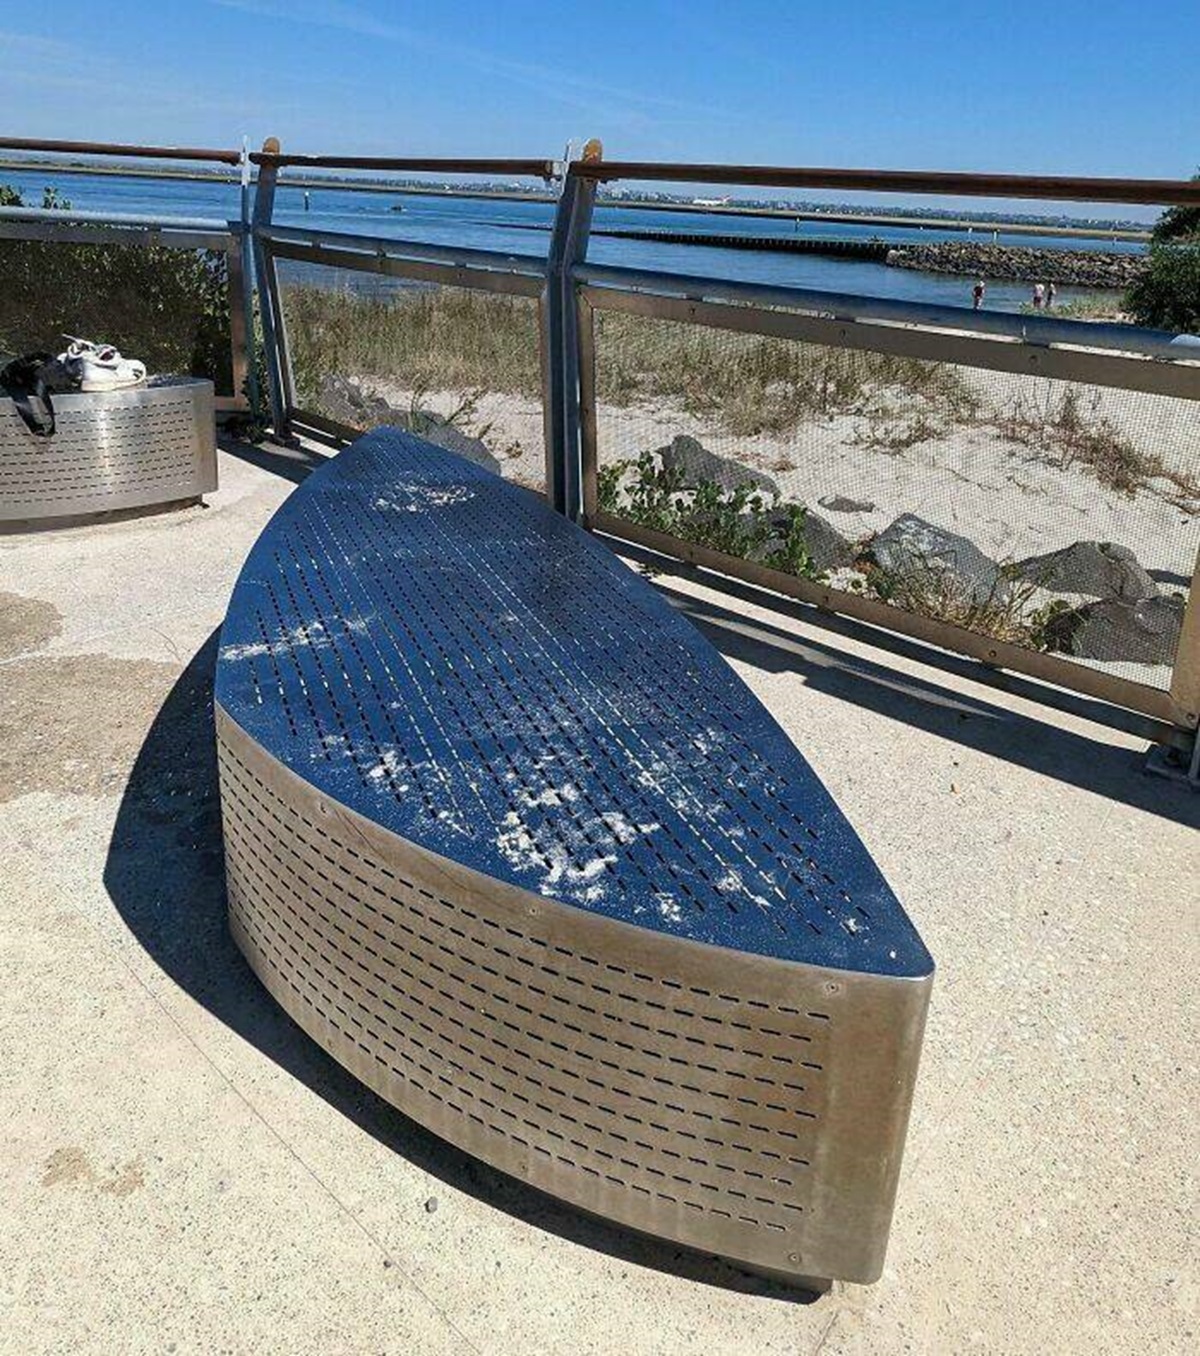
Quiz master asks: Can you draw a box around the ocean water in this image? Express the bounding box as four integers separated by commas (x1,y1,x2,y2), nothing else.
0,167,1144,314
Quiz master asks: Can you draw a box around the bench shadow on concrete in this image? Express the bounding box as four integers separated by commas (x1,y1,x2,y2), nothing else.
101,630,817,1304
654,579,1200,829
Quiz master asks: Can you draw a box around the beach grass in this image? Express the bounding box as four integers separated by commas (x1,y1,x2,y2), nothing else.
286,284,545,404
283,282,1197,507
284,283,977,435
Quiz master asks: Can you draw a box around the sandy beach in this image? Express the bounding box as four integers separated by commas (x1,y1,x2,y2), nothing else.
353,363,1197,694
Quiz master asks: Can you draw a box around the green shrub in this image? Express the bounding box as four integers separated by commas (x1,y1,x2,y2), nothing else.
1124,172,1200,332
1150,172,1200,245
0,237,232,390
598,452,825,582
1124,242,1200,333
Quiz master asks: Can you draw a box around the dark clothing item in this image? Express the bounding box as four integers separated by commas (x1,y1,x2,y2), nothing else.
0,353,80,436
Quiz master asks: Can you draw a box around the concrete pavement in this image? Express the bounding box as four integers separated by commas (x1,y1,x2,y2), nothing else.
1,441,1196,1355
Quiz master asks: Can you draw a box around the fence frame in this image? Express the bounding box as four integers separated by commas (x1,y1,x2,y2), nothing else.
0,137,252,413
247,141,556,473
10,136,1195,752
557,160,1200,748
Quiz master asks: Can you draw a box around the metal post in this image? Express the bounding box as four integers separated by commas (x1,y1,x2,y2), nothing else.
1169,542,1200,749
542,140,601,519
225,227,251,414
237,138,260,416
578,294,599,526
251,137,292,440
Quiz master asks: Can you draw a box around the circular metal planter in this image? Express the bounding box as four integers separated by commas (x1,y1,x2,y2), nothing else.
215,428,933,1288
0,376,217,527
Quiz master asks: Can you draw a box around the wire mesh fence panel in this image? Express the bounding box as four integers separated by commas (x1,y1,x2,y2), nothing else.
0,238,235,396
276,260,547,494
590,308,1200,695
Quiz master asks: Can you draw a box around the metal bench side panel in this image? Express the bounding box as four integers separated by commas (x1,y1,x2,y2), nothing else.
217,704,930,1284
0,380,216,523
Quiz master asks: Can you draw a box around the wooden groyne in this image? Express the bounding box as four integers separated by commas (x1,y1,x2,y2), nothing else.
591,227,892,259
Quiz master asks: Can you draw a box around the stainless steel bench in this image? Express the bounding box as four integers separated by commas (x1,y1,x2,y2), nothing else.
215,426,933,1288
0,376,216,526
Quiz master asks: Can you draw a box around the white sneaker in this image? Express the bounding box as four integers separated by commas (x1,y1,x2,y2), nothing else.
59,336,147,392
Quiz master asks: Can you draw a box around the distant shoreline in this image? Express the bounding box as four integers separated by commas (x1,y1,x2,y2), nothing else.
0,156,1151,242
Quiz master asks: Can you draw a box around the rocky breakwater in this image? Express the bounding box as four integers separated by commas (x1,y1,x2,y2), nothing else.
887,242,1145,289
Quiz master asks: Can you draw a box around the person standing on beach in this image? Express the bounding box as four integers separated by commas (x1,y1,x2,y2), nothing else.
1032,282,1045,309
973,279,986,310
1045,281,1057,309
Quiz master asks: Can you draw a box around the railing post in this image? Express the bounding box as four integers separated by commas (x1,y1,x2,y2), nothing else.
1168,541,1200,777
236,137,260,416
251,136,294,441
543,139,601,519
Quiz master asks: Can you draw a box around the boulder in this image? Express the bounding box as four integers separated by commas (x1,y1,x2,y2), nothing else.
1043,595,1185,666
655,434,779,498
747,506,853,573
1015,541,1157,601
868,514,1007,605
317,374,390,427
400,410,501,476
315,377,501,476
792,508,854,572
818,494,876,514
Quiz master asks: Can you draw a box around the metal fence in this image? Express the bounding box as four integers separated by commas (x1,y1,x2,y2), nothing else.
554,160,1200,756
4,136,1198,759
249,144,556,495
248,149,555,493
0,138,252,412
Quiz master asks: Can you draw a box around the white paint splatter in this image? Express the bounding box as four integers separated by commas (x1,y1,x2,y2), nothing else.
366,749,407,787
374,484,474,513
655,893,683,923
495,810,616,897
221,622,328,662
601,811,660,845
516,783,580,809
714,867,774,913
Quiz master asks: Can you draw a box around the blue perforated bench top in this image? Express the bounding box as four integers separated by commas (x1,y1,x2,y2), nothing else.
216,428,931,979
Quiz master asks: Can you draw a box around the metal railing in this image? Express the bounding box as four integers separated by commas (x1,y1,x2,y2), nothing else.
553,158,1200,752
0,136,252,412
246,141,1200,753
5,135,1198,758
248,141,554,450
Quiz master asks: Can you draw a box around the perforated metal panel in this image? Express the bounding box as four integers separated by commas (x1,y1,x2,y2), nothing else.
0,377,216,524
215,427,933,1284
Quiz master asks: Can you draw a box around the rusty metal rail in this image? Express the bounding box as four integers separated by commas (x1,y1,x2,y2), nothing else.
568,160,1200,206
0,136,241,164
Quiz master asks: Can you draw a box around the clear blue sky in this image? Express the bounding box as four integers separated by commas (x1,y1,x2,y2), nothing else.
0,0,1195,208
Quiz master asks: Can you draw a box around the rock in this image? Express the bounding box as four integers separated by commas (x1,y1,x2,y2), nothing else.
867,514,1007,605
795,509,854,572
886,241,1145,289
400,410,501,476
818,494,876,514
315,377,501,476
747,506,853,573
317,374,390,427
1015,541,1157,601
1043,595,1185,666
655,434,779,498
